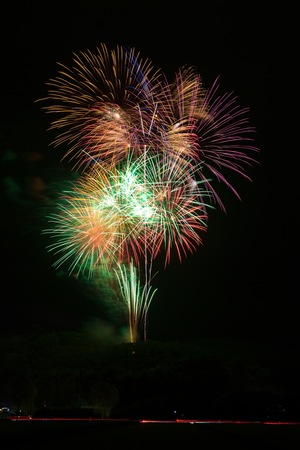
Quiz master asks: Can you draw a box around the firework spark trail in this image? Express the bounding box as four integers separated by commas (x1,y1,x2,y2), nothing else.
114,260,157,343
40,43,259,341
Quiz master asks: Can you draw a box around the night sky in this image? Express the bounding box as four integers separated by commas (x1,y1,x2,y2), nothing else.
1,2,296,344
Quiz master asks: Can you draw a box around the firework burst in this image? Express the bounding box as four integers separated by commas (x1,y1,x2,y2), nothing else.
44,151,212,277
39,44,162,169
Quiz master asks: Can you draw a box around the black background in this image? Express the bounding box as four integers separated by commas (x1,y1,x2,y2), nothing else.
1,1,297,345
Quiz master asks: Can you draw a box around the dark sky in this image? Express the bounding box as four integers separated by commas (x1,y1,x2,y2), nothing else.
1,2,296,344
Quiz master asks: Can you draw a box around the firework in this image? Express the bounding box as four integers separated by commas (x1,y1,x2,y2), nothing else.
40,43,259,342
44,151,212,277
38,43,162,169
